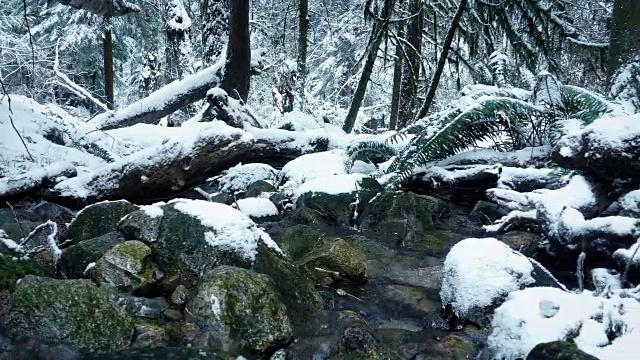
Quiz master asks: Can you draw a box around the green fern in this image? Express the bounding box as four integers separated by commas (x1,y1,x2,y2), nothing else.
347,140,397,164
561,85,615,123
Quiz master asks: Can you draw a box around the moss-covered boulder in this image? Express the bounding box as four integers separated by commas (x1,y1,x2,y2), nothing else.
0,252,53,291
94,240,160,294
298,238,367,286
60,231,125,279
286,206,330,226
265,223,323,260
67,200,138,245
186,266,292,353
253,242,322,323
526,341,598,360
118,199,281,287
295,174,378,226
8,275,134,353
358,191,448,244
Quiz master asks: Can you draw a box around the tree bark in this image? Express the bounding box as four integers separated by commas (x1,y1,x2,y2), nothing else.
389,0,405,131
202,0,229,65
397,0,423,129
342,0,392,133
103,17,115,110
607,0,640,85
297,0,309,110
221,0,251,102
414,0,468,122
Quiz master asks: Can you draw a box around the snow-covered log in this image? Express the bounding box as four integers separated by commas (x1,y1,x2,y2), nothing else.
87,61,224,130
0,163,77,202
45,123,329,208
551,114,640,180
57,0,140,17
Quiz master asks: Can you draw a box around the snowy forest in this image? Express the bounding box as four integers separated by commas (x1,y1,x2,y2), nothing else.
0,0,639,358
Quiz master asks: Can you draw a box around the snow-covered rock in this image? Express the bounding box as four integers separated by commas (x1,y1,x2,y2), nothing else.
277,149,350,195
232,197,279,220
552,113,640,179
214,163,278,194
483,287,640,360
440,237,564,328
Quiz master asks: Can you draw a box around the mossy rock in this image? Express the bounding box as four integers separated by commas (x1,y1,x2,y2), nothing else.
422,334,476,360
119,203,257,287
526,340,598,360
298,238,367,285
358,191,448,244
67,200,138,245
60,231,125,279
253,242,322,324
0,253,53,291
94,240,160,294
296,191,355,225
131,321,171,348
8,275,134,353
286,206,330,226
82,347,239,360
186,266,292,353
266,223,324,261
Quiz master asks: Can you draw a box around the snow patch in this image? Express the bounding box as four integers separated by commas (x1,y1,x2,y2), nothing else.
294,173,368,201
232,198,279,219
440,238,535,320
278,149,350,194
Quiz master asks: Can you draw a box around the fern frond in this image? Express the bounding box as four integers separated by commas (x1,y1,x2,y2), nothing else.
561,85,615,123
347,140,398,164
386,97,544,183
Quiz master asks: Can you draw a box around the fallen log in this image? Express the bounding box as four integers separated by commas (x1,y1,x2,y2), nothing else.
43,123,329,208
86,62,224,131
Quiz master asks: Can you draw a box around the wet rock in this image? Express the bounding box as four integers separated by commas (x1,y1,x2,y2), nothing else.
246,180,276,198
94,240,160,294
499,230,541,257
82,347,238,360
253,243,322,324
383,285,440,314
186,266,292,353
286,206,330,226
416,334,476,360
171,285,190,306
469,200,510,224
111,294,171,319
298,238,367,285
358,191,448,245
526,341,599,360
61,232,125,279
208,192,235,205
266,223,323,260
131,322,171,348
0,338,82,360
66,200,138,245
118,209,163,243
8,275,134,353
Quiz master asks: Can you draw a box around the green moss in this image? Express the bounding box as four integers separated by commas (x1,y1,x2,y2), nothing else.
298,239,367,284
268,224,323,261
0,253,51,290
67,200,138,245
9,275,134,352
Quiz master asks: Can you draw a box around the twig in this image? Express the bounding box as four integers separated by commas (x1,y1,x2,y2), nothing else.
5,201,25,240
0,75,35,162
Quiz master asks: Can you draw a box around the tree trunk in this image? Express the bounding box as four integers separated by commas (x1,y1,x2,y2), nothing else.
607,0,640,85
414,0,467,122
221,0,251,102
103,17,115,110
202,0,229,65
389,0,405,131
342,0,392,133
165,0,194,82
297,0,309,110
397,0,423,129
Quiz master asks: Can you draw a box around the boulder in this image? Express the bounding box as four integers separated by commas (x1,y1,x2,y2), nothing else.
131,322,171,348
298,238,368,286
186,266,292,353
0,252,53,291
7,275,134,353
265,223,323,260
470,200,510,224
526,341,599,360
66,200,138,245
118,199,282,287
358,191,448,244
551,114,640,180
245,180,276,198
60,231,125,279
94,240,160,294
215,163,277,195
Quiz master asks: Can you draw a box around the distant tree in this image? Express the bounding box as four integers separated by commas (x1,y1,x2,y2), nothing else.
202,0,228,65
397,0,423,129
607,0,640,83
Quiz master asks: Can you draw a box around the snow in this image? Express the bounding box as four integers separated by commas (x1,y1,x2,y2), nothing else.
559,146,573,157
437,146,551,167
169,199,282,260
86,59,224,130
277,109,324,130
294,173,368,202
350,160,377,174
277,149,350,194
140,203,165,218
440,237,535,320
583,114,640,150
619,190,640,217
497,167,555,190
232,197,279,219
214,163,277,194
167,0,192,31
485,287,640,360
